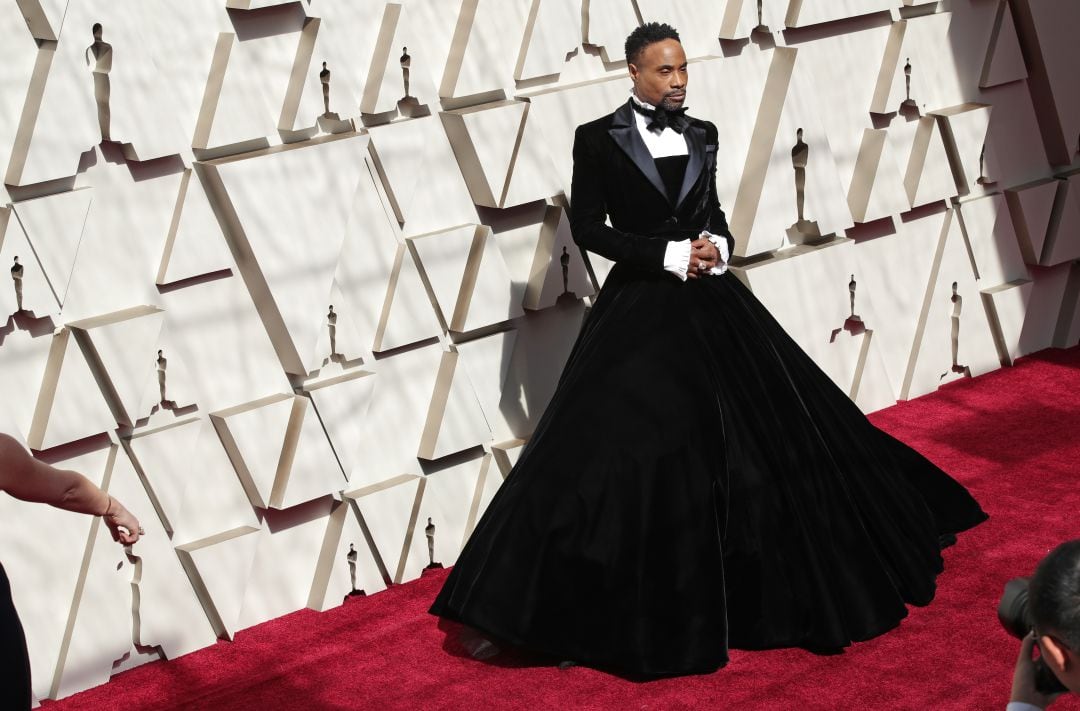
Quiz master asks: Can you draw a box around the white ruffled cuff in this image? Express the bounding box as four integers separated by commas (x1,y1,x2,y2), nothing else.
701,231,730,275
663,239,692,281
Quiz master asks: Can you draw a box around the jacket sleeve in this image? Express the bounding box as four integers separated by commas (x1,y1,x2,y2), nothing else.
568,125,668,271
703,122,736,259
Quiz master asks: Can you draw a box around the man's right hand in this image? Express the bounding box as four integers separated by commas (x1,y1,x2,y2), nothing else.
1011,633,1063,709
687,238,718,279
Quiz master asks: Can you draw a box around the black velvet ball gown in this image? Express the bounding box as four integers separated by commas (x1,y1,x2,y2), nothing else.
429,101,987,677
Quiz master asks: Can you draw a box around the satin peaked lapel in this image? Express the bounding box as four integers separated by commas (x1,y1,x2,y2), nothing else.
676,123,706,209
607,102,669,205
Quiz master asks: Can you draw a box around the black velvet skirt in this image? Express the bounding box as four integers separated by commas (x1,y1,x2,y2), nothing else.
429,263,987,677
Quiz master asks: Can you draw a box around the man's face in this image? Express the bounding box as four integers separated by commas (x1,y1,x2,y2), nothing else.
629,39,688,110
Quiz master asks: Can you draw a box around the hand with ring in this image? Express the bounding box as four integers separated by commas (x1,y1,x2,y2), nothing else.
687,238,718,279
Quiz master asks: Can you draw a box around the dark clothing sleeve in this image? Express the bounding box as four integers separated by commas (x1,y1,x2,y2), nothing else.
703,124,736,258
568,126,669,272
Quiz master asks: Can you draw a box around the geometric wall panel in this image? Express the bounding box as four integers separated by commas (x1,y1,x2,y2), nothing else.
0,309,54,444
852,211,947,401
1039,175,1080,267
905,209,1000,398
1005,177,1060,265
368,115,478,238
157,170,233,286
338,342,445,488
900,115,960,209
730,48,853,255
13,0,67,41
0,205,60,318
982,278,1033,365
6,39,98,186
514,0,581,81
156,272,290,414
495,204,595,310
1017,262,1073,357
235,499,335,631
410,224,524,333
60,162,182,324
438,0,532,100
583,0,640,63
193,4,308,157
212,394,295,510
784,0,894,29
932,103,992,197
417,350,492,460
27,328,117,451
401,454,487,583
69,305,165,428
308,499,387,610
58,0,190,163
847,128,910,224
10,187,92,308
200,135,371,376
212,393,344,510
454,329,520,443
50,499,131,701
464,454,502,556
735,238,894,404
285,0,382,130
1011,0,1080,165
871,13,968,117
957,193,1028,287
345,474,423,585
492,438,525,477
101,447,218,661
980,0,1027,89
717,0,762,40
443,100,561,209
173,419,262,546
334,158,443,354
176,525,262,641
796,23,908,225
359,2,439,116
306,369,377,482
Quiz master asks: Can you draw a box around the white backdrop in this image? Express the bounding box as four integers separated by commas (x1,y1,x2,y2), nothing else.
0,0,1078,702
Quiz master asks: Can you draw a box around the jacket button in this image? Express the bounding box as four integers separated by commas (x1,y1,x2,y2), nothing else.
667,216,678,225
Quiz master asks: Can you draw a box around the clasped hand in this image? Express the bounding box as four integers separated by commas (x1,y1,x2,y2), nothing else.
687,236,721,280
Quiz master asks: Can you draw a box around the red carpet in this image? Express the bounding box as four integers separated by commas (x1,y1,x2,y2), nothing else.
45,348,1080,710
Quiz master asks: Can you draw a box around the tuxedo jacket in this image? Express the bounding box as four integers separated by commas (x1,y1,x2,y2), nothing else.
568,99,735,272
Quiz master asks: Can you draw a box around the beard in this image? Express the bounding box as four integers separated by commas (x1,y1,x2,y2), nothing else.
658,92,685,111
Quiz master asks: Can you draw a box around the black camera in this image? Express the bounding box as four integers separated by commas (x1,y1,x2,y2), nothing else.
998,577,1069,696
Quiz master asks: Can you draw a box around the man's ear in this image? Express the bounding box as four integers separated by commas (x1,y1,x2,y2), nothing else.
628,63,639,82
1038,635,1069,675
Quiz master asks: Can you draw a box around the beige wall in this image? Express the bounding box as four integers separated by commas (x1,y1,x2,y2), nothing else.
0,0,1077,701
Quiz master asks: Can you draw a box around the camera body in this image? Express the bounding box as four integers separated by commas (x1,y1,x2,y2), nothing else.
998,577,1069,696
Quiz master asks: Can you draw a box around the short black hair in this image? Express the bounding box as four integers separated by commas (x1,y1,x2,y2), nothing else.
1030,539,1080,650
625,22,681,66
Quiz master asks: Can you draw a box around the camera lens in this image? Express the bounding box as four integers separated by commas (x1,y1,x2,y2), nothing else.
998,577,1032,640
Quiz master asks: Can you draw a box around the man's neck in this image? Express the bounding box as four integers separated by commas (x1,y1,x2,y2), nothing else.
630,91,657,111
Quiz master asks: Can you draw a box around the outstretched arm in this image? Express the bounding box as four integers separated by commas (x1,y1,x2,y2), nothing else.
568,125,669,271
0,433,141,544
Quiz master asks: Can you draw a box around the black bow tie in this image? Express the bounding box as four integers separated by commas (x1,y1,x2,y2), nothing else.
631,99,689,134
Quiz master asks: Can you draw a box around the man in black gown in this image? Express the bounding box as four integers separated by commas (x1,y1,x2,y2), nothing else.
431,23,986,677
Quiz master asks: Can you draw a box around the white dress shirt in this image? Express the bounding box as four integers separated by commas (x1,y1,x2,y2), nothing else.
629,93,729,281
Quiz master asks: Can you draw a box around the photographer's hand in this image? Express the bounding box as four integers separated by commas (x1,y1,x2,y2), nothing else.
1010,633,1063,709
